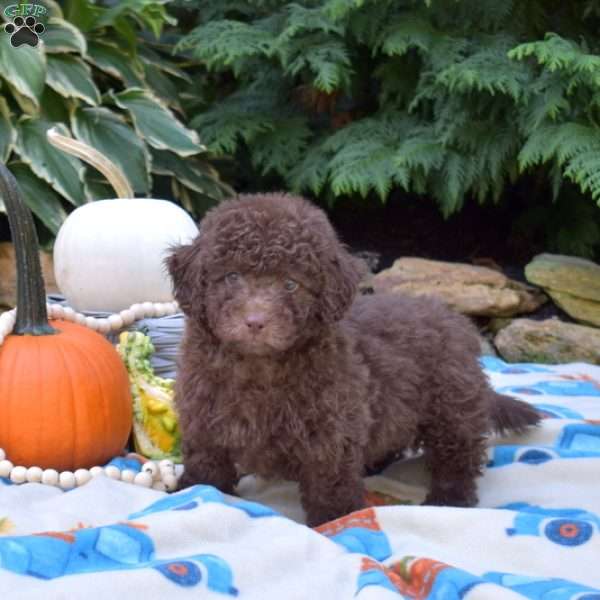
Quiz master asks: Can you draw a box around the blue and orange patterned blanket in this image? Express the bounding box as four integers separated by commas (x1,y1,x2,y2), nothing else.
0,357,599,599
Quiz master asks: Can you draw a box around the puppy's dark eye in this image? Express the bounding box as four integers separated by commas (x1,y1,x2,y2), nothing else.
284,279,298,292
225,272,240,284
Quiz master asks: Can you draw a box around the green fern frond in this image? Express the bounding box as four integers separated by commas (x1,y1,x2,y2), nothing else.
519,123,600,202
178,20,274,70
518,72,570,134
281,35,353,92
436,37,529,100
251,118,312,174
323,0,366,20
374,14,438,57
190,80,285,154
509,33,600,75
287,140,332,195
277,3,344,42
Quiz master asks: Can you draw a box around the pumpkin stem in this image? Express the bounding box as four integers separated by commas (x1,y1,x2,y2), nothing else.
46,128,133,199
0,163,57,336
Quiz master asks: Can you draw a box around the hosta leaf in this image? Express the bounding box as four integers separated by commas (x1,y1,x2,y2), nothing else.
170,177,223,218
39,87,70,122
94,0,176,37
41,0,64,18
139,46,191,83
63,0,102,32
152,149,233,198
15,118,86,206
71,106,151,195
142,60,181,109
0,34,46,110
83,171,116,201
8,162,68,233
111,88,202,156
46,54,100,105
0,96,16,161
42,17,87,54
86,41,144,86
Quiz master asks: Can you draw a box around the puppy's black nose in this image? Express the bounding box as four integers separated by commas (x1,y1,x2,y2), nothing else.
246,313,266,332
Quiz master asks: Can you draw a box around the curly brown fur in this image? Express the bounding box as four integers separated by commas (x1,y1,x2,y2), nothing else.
167,192,540,527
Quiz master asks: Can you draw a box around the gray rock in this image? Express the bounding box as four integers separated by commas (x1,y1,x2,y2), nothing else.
494,318,600,365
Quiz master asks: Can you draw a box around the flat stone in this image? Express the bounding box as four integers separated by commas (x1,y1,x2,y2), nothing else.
546,290,600,328
494,318,600,365
525,254,600,326
525,253,600,302
0,242,58,309
371,257,546,317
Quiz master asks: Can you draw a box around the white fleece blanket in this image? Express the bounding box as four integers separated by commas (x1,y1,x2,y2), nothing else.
1,356,599,599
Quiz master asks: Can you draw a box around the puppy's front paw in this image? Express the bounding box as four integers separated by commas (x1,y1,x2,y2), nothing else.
177,466,236,494
177,471,201,491
423,487,478,508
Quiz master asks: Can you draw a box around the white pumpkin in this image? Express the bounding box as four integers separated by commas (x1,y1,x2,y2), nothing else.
53,199,198,312
46,127,200,313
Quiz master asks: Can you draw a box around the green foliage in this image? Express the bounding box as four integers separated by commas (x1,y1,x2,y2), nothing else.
0,0,231,238
179,0,600,256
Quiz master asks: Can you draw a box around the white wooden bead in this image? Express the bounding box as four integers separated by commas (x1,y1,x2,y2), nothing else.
152,481,167,491
26,466,43,483
104,465,121,480
131,304,145,320
162,473,178,492
85,316,99,331
0,460,14,478
153,303,167,318
158,458,175,473
0,448,5,461
10,466,27,484
63,306,76,321
134,472,153,487
75,312,87,326
142,461,159,480
59,471,76,489
50,304,65,320
90,466,105,477
74,469,91,486
142,302,155,317
96,319,111,334
41,469,59,486
121,469,137,483
108,314,124,331
120,309,136,326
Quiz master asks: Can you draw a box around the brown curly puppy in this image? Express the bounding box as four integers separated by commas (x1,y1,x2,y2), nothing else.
167,193,540,527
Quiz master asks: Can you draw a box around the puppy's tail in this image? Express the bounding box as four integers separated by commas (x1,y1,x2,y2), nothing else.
489,392,541,435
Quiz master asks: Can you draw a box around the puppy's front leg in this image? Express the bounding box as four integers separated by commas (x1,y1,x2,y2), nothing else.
179,439,238,494
299,444,366,527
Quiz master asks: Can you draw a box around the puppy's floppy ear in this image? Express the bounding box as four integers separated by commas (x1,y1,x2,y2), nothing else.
318,246,365,323
165,242,203,316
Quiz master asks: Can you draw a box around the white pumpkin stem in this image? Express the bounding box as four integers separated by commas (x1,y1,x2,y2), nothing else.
46,127,134,199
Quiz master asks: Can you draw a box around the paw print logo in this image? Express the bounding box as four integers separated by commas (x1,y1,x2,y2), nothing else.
4,16,45,48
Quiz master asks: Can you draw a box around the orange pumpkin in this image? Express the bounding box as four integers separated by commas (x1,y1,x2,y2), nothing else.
0,163,132,471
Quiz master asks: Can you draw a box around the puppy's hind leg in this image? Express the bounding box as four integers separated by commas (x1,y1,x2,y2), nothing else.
419,402,488,508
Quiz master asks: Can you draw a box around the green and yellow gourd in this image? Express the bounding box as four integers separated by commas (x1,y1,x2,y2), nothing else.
117,331,181,461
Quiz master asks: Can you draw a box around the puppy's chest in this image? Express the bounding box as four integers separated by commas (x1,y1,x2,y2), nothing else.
215,389,318,476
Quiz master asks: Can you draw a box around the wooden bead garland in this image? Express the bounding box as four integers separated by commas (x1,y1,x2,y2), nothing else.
0,449,180,491
0,300,181,491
